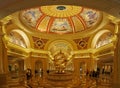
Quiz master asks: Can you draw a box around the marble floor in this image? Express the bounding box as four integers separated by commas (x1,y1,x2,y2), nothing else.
6,72,113,88
8,76,112,88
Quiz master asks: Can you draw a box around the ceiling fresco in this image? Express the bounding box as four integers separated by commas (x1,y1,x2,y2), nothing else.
96,32,113,48
20,5,101,34
9,31,27,48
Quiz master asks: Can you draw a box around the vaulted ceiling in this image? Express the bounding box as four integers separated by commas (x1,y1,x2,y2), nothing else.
0,0,120,19
19,5,101,34
0,0,118,63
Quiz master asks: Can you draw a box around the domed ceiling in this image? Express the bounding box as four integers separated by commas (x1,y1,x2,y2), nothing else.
20,5,101,34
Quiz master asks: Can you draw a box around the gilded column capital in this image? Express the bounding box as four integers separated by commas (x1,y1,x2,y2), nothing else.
0,27,5,40
108,15,120,24
0,16,12,25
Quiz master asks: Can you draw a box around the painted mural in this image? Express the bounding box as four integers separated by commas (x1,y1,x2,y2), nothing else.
9,32,27,48
96,32,113,48
20,5,101,34
21,8,42,27
50,19,73,34
80,8,99,28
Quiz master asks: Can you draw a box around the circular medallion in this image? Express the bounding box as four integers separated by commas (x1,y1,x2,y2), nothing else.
35,39,44,48
78,40,87,48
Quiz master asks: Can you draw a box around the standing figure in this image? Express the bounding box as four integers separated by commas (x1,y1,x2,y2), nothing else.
26,68,32,88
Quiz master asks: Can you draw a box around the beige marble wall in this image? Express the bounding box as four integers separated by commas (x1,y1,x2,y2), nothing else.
29,57,47,80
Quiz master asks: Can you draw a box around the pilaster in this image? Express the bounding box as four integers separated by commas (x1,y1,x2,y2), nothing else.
113,23,120,87
0,23,9,88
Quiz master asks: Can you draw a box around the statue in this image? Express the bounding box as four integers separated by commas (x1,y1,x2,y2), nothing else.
53,50,68,73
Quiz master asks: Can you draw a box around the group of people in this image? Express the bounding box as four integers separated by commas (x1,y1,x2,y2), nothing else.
101,66,112,75
26,68,44,87
86,68,100,78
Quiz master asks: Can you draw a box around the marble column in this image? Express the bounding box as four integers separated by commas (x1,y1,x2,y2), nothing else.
89,53,96,71
113,23,120,87
0,25,9,88
73,58,81,83
24,56,32,70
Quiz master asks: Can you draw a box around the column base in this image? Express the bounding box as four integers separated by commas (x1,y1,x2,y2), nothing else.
0,74,9,88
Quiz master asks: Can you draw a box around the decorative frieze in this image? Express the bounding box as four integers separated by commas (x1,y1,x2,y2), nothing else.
74,53,90,58
31,52,48,58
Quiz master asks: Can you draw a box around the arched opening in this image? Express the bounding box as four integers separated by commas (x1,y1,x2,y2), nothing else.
8,29,30,48
0,1,120,88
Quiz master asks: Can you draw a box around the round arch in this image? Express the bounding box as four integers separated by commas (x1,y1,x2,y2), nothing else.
10,29,31,48
48,40,73,56
91,29,112,48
